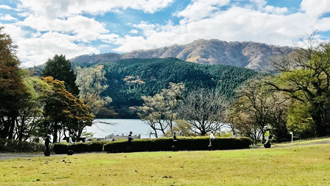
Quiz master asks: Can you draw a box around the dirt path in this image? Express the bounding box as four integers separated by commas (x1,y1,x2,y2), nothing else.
1,140,330,160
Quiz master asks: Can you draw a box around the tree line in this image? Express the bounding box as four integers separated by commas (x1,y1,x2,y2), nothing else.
138,34,330,144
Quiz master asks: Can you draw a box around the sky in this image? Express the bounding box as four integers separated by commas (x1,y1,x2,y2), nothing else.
1,0,330,68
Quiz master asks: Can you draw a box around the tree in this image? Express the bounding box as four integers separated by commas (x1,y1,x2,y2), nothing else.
0,26,27,139
75,65,115,117
14,73,53,142
269,38,330,136
42,77,93,143
230,76,289,143
137,82,184,138
42,54,79,97
178,89,229,136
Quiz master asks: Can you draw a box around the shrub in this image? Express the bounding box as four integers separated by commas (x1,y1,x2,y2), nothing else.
53,141,108,154
53,143,68,154
0,139,45,152
104,137,252,153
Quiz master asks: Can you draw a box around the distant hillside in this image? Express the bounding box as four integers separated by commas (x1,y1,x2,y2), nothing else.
95,58,259,118
71,39,293,71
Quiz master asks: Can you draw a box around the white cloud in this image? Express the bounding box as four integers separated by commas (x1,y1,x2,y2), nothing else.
0,14,17,21
177,0,230,22
0,5,12,9
301,0,330,18
16,15,109,42
17,0,173,18
18,32,99,67
129,29,139,34
113,5,318,52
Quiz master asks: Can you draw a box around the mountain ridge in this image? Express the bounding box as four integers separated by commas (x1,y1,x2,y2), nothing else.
71,39,293,71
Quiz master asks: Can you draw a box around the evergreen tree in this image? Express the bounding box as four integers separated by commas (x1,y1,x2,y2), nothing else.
42,54,79,97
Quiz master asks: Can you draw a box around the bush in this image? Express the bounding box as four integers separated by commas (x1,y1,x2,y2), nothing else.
0,139,45,152
53,141,108,154
53,143,68,154
104,137,252,153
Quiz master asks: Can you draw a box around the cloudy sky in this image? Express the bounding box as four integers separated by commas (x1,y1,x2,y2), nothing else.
1,0,330,67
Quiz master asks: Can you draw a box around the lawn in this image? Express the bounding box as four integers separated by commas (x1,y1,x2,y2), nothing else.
0,143,330,185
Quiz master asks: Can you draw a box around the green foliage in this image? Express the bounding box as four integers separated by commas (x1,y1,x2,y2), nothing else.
104,137,251,153
0,139,45,152
0,27,28,140
43,77,93,142
98,58,258,117
271,42,330,137
42,54,79,97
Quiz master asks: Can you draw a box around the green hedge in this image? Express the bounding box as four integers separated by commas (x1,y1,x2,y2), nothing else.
53,141,108,154
104,137,252,153
0,139,45,152
53,137,251,154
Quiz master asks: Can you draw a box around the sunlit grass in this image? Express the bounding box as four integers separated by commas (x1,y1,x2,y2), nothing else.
1,142,330,185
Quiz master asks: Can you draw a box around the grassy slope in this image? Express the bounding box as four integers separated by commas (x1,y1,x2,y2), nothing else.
1,140,330,185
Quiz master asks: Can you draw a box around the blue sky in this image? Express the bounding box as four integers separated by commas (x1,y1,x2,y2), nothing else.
0,0,330,67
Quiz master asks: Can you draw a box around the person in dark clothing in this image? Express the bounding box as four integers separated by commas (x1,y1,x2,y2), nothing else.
127,131,133,152
172,132,177,151
44,136,51,156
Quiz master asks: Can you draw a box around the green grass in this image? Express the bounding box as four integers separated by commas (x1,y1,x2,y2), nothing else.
1,142,330,185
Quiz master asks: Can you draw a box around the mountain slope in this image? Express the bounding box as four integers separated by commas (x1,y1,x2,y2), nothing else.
71,39,293,71
95,58,259,118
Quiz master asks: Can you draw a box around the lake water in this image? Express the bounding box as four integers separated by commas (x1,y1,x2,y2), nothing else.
85,119,156,139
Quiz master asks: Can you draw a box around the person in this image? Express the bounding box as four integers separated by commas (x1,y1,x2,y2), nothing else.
128,131,133,143
264,126,275,148
44,135,51,156
68,134,74,155
127,131,133,152
208,132,216,149
172,131,177,151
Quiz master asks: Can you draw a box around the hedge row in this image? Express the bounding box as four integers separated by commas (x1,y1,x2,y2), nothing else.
104,137,252,153
0,139,45,152
53,141,108,154
53,137,251,154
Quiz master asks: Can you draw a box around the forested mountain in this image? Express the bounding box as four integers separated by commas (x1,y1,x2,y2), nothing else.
71,39,293,71
94,58,259,118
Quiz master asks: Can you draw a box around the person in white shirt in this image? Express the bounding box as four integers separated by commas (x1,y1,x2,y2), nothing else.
209,132,216,148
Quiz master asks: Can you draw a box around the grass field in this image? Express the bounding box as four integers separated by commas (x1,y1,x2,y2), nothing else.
1,142,330,185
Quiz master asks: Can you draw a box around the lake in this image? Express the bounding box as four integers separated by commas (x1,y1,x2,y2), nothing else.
85,119,156,139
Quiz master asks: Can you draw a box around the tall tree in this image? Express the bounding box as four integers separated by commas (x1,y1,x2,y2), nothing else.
269,39,330,137
75,65,115,117
232,76,289,143
0,27,27,139
43,77,92,143
42,54,79,97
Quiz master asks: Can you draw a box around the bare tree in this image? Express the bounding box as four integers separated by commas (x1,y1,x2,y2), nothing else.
137,83,184,138
178,89,229,136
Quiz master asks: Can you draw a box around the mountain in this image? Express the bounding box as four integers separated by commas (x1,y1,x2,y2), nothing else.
71,39,293,71
95,58,259,118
